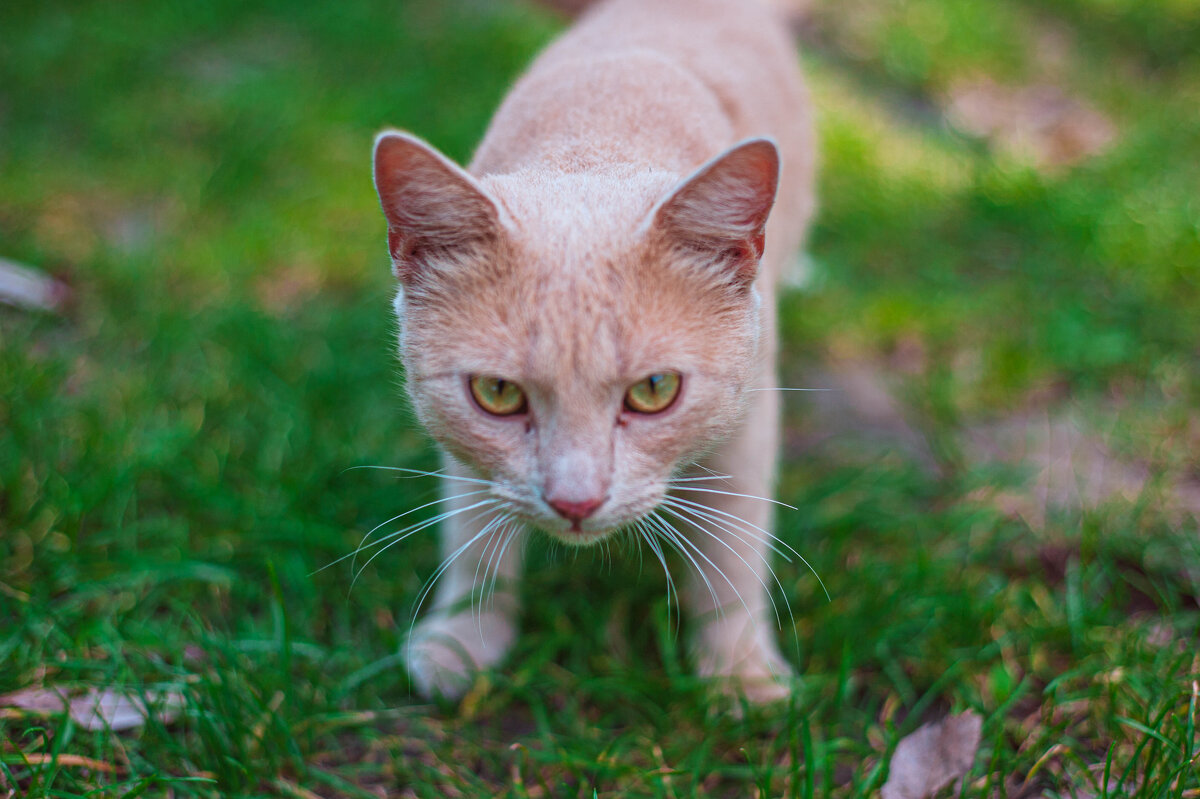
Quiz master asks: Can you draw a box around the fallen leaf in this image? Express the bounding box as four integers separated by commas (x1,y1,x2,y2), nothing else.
881,710,982,799
0,257,70,313
0,686,185,731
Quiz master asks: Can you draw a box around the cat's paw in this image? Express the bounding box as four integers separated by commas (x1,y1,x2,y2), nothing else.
404,610,517,700
693,615,795,704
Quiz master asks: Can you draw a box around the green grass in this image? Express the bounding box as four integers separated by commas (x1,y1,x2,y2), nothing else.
1,0,1198,796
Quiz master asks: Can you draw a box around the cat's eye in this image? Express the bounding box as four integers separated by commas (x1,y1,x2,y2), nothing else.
624,372,681,414
469,375,527,416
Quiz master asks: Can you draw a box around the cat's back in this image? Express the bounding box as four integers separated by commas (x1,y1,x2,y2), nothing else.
470,0,815,281
472,0,810,177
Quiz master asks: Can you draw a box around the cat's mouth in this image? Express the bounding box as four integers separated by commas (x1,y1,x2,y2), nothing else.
527,502,659,548
536,517,620,546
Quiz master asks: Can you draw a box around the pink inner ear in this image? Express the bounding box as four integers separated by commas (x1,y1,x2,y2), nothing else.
652,138,779,285
373,132,501,282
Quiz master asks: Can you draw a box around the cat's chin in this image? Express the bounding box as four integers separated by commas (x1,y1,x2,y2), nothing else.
539,524,620,548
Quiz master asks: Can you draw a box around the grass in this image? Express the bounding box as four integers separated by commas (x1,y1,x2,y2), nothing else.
1,0,1198,795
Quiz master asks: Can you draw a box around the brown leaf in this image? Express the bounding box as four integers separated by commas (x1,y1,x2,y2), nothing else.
0,686,184,731
0,257,70,313
881,711,982,799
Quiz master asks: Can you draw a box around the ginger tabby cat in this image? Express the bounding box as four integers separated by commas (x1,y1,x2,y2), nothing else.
372,0,815,702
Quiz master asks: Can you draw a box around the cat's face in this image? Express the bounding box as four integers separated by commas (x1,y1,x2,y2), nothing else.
374,133,778,544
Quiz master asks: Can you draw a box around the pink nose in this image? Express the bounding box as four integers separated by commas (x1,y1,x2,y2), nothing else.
546,495,604,523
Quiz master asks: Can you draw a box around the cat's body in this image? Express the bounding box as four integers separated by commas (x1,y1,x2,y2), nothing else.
372,0,815,701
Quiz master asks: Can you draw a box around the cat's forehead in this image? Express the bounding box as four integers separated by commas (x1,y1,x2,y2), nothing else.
404,168,751,385
482,167,677,252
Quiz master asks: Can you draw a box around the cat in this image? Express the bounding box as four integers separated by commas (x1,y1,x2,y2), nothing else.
371,0,816,703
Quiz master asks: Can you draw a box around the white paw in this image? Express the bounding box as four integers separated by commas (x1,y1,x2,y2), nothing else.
693,615,796,704
404,610,517,700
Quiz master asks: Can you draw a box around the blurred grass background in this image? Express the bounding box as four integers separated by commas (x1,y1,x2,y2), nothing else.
1,0,1198,796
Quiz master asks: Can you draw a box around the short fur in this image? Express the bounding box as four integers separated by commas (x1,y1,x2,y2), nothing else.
373,0,815,701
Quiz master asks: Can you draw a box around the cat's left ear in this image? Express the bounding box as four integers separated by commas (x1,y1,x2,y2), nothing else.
373,130,503,284
646,138,780,287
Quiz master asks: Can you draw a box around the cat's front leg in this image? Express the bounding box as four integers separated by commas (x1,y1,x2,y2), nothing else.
404,457,526,699
678,384,795,704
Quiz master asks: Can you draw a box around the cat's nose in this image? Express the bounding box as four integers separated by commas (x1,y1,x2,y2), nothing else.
545,495,605,523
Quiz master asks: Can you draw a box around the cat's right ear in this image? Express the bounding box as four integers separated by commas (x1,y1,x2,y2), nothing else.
373,131,502,283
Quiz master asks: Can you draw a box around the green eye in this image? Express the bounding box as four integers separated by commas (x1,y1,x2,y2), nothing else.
469,376,527,416
625,372,681,414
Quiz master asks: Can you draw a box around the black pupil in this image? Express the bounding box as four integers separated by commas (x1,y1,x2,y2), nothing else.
647,375,662,394
494,379,507,395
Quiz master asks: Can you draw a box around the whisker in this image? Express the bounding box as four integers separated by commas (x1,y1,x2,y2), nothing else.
662,497,792,563
471,518,507,638
745,387,834,392
660,502,793,630
665,495,801,560
407,506,514,637
658,512,754,623
486,522,522,614
643,512,733,621
636,518,678,633
346,489,491,576
345,465,499,487
642,513,713,611
350,500,502,591
316,496,497,576
659,504,784,629
666,495,831,602
666,473,734,484
669,485,797,510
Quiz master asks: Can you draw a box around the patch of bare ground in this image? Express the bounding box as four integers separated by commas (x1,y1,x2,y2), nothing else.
943,77,1117,170
790,355,1200,529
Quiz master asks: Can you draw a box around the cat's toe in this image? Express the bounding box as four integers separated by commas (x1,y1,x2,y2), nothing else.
404,611,516,700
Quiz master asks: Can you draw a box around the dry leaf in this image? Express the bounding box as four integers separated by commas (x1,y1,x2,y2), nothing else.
0,257,70,313
881,711,982,799
1,686,185,731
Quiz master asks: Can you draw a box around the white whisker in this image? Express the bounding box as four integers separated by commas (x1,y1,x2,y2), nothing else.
471,518,507,638
644,512,739,621
665,494,801,560
345,465,499,488
669,485,797,510
746,387,834,392
662,496,792,563
316,496,496,577
667,495,830,602
659,513,753,622
666,473,734,484
345,489,490,576
486,522,522,613
659,504,784,629
407,506,514,637
350,499,502,591
636,518,678,631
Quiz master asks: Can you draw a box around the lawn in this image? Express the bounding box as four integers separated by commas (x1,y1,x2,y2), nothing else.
1,0,1198,796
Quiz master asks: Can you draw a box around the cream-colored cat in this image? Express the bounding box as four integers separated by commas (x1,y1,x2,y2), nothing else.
372,0,815,702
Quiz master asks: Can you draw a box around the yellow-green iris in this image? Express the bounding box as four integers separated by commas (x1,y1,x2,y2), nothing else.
625,372,681,414
469,376,527,416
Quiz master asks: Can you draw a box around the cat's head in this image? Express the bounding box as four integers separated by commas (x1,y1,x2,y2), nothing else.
373,131,778,544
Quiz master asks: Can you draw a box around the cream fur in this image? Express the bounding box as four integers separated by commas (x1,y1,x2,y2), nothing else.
373,0,816,702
